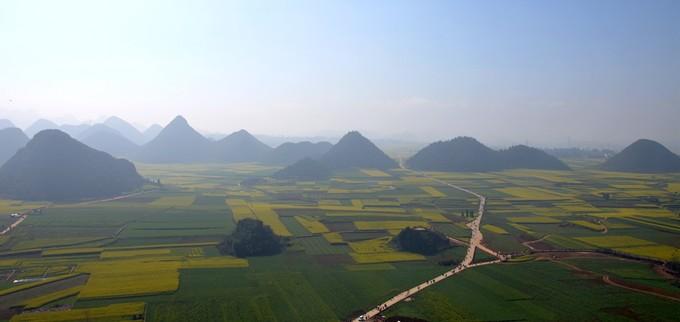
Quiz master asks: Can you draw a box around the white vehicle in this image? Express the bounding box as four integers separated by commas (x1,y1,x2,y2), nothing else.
358,315,366,321
9,213,21,218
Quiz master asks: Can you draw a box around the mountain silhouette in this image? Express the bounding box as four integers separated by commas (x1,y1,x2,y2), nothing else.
0,128,29,166
407,137,498,171
77,124,120,140
274,158,332,181
59,124,91,138
321,131,397,170
408,137,569,172
80,125,140,158
0,130,143,201
265,141,333,165
136,116,212,163
213,130,272,163
142,124,163,143
25,119,59,137
104,116,145,144
0,119,16,130
601,139,680,173
500,145,570,170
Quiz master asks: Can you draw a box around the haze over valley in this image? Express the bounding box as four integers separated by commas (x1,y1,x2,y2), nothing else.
0,1,678,322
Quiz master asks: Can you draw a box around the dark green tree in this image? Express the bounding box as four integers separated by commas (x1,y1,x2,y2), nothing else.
218,219,283,257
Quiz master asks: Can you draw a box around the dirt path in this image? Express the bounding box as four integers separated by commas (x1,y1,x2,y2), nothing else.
1,191,151,237
550,258,680,303
521,234,550,251
352,171,504,322
75,190,149,206
602,275,680,302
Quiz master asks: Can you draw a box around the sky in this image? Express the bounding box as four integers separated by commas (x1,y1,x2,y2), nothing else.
1,0,679,148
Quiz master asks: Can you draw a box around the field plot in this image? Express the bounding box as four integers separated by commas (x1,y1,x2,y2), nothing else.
354,221,428,230
387,260,679,321
574,236,656,248
496,187,567,200
420,186,445,197
295,215,329,234
1,163,679,321
11,302,145,322
150,195,196,207
77,258,181,299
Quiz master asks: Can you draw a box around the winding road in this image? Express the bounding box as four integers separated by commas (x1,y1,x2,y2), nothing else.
0,214,28,235
352,173,503,322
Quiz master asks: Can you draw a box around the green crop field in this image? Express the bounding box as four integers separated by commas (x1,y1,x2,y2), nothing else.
0,163,678,321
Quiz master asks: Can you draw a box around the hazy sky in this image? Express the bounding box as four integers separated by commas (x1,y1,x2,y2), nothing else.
1,0,678,148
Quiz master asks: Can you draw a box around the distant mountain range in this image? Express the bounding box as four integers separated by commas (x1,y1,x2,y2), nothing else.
274,131,398,180
0,130,143,201
0,119,15,130
21,117,161,145
4,116,679,175
0,128,29,166
407,137,570,172
104,116,146,145
143,124,163,143
135,116,338,165
25,119,60,137
542,147,615,159
80,128,140,158
137,116,212,163
601,139,680,173
214,130,273,163
266,142,333,165
321,131,398,170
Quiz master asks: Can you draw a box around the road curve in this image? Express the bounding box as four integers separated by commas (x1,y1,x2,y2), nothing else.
352,172,502,322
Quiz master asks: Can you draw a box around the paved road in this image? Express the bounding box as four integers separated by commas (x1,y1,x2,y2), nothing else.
352,173,502,322
0,214,27,235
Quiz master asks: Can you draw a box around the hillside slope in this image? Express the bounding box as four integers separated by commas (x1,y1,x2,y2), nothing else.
0,128,29,166
321,131,397,170
601,139,680,173
408,137,569,172
0,130,144,201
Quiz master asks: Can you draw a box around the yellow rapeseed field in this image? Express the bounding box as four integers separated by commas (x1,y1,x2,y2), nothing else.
250,204,292,236
575,236,655,248
570,220,605,232
22,286,84,309
181,256,248,269
482,224,509,234
77,258,180,299
322,232,345,244
615,245,679,261
11,302,145,322
295,216,329,234
421,186,446,197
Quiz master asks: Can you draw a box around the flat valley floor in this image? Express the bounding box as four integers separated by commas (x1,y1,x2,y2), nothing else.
0,161,678,321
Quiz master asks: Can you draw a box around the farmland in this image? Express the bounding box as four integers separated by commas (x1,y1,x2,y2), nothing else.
0,163,678,321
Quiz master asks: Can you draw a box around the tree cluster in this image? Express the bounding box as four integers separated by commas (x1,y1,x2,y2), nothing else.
394,227,451,255
218,219,283,257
